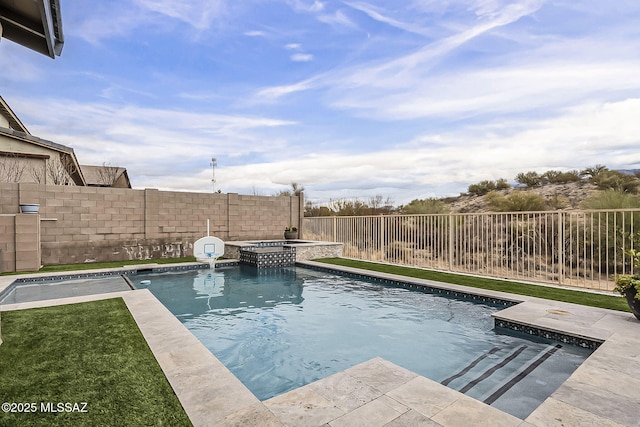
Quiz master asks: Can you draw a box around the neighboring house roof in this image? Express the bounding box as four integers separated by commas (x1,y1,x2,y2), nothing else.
0,126,85,185
0,95,30,133
0,0,64,58
80,165,132,188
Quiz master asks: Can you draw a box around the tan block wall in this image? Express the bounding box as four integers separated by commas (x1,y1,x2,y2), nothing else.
0,215,16,272
0,183,301,269
15,214,40,271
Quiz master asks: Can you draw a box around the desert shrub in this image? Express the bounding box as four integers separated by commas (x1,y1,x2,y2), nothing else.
581,190,640,210
579,191,640,274
542,170,582,184
400,198,450,214
515,171,543,187
468,180,496,196
329,198,371,216
495,178,511,190
552,171,581,183
305,203,332,216
547,194,569,210
592,170,640,194
542,170,562,184
487,191,547,212
468,179,510,196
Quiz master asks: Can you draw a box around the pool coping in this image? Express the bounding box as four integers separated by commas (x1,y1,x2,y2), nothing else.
1,261,639,426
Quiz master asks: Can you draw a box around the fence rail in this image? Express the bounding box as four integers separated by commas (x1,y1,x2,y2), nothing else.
304,210,640,291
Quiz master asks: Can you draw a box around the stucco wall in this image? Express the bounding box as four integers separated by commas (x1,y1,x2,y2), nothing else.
0,183,303,270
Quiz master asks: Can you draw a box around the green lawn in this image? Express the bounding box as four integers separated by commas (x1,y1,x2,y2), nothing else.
315,258,630,312
0,299,192,426
1,257,198,276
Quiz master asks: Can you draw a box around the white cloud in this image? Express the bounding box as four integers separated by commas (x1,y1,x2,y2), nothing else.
330,59,640,120
8,97,295,187
291,53,314,62
245,30,267,37
210,98,640,203
285,43,302,50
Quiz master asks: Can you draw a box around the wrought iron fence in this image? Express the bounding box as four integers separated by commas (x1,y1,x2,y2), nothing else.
303,210,640,291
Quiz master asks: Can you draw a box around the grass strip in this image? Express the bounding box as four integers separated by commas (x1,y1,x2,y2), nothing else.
1,257,198,276
315,258,629,313
0,298,192,426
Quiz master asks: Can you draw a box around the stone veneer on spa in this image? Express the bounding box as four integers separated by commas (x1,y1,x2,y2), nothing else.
240,246,297,268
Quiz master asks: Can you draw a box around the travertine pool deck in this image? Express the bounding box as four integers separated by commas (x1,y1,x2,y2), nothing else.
1,261,639,426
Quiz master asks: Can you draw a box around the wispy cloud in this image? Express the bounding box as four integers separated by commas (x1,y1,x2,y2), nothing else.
255,76,321,101
244,30,267,37
345,1,432,36
317,10,358,29
254,0,543,102
133,0,227,31
287,0,325,14
0,43,43,81
291,53,314,62
330,58,640,120
68,0,230,43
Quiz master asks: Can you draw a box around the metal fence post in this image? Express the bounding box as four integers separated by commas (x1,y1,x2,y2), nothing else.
333,216,337,242
448,213,454,271
557,211,564,285
380,215,385,259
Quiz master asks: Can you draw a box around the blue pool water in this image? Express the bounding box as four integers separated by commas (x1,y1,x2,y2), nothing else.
134,266,592,419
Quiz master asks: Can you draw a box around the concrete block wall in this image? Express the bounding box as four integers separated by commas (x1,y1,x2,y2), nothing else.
0,183,302,270
0,215,17,272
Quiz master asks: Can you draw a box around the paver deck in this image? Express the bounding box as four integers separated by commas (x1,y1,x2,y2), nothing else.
1,261,639,426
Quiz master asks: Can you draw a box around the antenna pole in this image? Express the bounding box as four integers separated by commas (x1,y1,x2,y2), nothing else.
210,157,217,193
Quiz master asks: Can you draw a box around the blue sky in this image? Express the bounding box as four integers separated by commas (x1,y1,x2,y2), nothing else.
1,0,640,206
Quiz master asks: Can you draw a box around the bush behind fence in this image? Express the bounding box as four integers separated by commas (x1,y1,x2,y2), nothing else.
304,210,640,291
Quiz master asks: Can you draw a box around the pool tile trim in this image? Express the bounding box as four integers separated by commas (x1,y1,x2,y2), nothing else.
0,261,239,303
298,261,604,349
301,261,519,306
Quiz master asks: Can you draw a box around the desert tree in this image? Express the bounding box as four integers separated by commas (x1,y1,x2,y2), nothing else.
96,162,120,187
369,195,395,214
580,164,608,180
515,171,543,187
47,156,76,185
276,182,305,196
0,152,27,182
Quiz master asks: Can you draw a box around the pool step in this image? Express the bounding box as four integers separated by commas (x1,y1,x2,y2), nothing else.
442,343,562,406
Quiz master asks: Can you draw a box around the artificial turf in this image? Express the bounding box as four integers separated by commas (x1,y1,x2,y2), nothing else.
315,258,630,313
0,298,192,426
38,257,198,273
0,257,198,276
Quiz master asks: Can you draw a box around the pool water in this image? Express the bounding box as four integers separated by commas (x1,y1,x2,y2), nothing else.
134,266,592,419
0,276,132,305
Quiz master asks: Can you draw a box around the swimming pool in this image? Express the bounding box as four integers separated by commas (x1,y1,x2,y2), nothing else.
133,265,592,419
